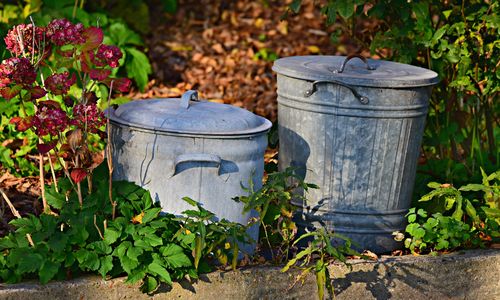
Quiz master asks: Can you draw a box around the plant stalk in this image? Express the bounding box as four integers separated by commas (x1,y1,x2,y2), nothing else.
107,80,116,219
0,188,35,247
39,153,48,213
47,153,59,193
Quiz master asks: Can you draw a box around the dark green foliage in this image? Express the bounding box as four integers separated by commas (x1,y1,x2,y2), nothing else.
235,167,318,264
400,169,500,254
281,229,359,300
0,163,250,293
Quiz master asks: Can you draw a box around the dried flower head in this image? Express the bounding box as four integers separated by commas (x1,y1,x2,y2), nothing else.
4,24,48,57
71,103,106,133
0,57,37,87
45,72,76,95
47,19,85,46
32,103,69,136
92,45,123,68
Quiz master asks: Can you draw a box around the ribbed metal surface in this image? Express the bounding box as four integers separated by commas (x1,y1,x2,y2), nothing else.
276,73,434,253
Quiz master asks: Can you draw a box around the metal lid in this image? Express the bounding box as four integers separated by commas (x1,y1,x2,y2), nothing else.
272,55,439,88
108,90,272,136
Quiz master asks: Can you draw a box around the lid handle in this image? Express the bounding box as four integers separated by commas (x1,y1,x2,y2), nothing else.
180,90,199,109
335,54,376,73
304,80,369,104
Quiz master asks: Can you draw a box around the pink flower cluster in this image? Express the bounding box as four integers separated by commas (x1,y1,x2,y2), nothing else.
0,57,37,87
46,19,85,46
71,103,106,133
93,45,122,68
45,72,76,95
32,103,69,136
4,24,47,56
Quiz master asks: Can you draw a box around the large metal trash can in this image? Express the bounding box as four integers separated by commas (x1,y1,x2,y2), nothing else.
273,55,439,253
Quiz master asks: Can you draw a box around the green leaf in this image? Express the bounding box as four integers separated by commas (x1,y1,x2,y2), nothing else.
442,10,452,19
99,255,113,278
141,276,158,293
142,208,162,224
336,0,355,19
148,262,172,284
459,184,486,192
125,48,151,92
108,22,143,47
182,197,198,207
104,228,121,244
90,241,112,255
282,246,313,272
126,269,146,284
427,182,442,189
0,237,16,250
417,209,428,218
39,261,60,284
48,232,69,252
120,254,139,274
161,244,192,268
75,249,100,271
316,260,326,300
18,252,44,273
408,214,417,223
452,197,464,220
482,207,500,219
127,246,143,262
143,233,163,247
45,186,66,209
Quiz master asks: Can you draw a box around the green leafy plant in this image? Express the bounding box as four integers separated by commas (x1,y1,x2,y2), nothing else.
399,169,500,254
175,197,251,272
235,167,318,264
0,163,251,293
401,208,482,255
282,228,359,300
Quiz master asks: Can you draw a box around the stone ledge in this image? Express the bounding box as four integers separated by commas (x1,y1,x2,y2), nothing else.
0,249,498,300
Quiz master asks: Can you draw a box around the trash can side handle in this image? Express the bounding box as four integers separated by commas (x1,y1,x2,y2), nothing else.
304,80,369,104
335,54,376,74
171,153,222,177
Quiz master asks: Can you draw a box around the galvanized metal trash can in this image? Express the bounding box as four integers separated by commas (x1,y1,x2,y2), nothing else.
108,91,272,253
273,55,439,253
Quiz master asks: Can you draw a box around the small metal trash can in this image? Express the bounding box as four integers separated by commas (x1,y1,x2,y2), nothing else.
273,55,439,253
108,91,272,254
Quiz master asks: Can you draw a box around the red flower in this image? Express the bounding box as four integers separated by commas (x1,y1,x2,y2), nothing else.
4,24,48,57
47,19,85,46
32,104,69,137
92,45,122,68
0,57,37,88
102,77,132,93
71,103,106,133
45,72,76,95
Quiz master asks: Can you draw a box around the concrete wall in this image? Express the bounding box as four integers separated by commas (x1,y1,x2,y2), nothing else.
0,249,498,299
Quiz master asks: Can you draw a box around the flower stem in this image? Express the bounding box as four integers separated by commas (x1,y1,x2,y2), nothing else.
107,80,116,219
39,152,48,213
0,188,35,247
47,152,59,193
75,155,83,208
